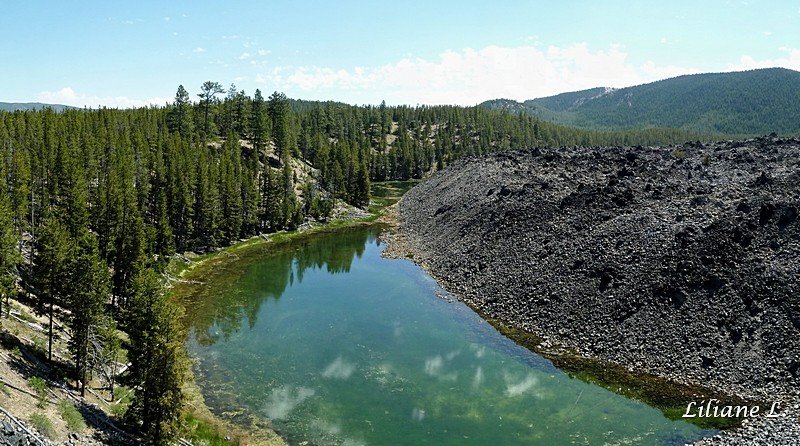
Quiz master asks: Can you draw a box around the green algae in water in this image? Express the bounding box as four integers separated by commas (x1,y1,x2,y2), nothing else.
184,227,716,445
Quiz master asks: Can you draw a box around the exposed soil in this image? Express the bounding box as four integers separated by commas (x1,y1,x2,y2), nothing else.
0,299,137,445
394,137,800,444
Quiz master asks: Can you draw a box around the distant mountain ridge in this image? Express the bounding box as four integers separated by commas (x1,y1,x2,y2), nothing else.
0,102,75,112
481,68,800,136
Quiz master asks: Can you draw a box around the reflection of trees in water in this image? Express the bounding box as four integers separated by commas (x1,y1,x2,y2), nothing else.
184,227,380,346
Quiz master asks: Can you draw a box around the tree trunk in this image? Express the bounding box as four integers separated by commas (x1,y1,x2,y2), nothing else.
48,301,53,362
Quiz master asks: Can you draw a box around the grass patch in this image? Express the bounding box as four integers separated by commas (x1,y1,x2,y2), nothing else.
16,306,39,324
29,412,55,439
182,412,240,446
28,376,48,408
58,399,86,432
549,355,750,430
32,335,46,354
110,386,133,418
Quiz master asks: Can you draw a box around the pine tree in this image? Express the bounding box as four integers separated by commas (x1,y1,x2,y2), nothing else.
353,161,370,208
267,91,290,161
165,135,193,252
68,231,111,397
169,85,194,138
148,142,175,262
0,166,21,317
250,89,269,154
125,268,187,446
7,140,30,251
91,315,121,401
281,154,297,229
219,133,243,242
113,213,145,309
192,146,219,250
240,159,260,236
32,217,72,362
197,81,225,138
264,166,284,230
109,130,143,309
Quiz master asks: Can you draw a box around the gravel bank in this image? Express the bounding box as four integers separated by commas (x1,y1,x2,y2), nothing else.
395,138,800,444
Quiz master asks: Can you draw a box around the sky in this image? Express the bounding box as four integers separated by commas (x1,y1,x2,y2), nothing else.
1,1,798,108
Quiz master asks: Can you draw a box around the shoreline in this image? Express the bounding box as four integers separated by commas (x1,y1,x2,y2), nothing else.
390,141,800,444
381,203,757,430
170,194,405,446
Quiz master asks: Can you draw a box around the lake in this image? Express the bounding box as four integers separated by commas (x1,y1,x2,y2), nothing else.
181,226,714,445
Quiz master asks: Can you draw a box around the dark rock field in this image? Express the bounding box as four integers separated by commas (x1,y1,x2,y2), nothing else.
396,137,800,444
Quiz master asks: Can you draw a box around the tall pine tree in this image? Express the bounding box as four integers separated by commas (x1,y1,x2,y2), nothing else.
0,167,20,317
68,231,111,397
125,268,187,446
32,217,72,362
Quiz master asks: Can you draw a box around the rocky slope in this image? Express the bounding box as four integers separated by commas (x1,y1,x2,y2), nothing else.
396,137,800,443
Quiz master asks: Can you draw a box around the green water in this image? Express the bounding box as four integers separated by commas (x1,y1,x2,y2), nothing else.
183,227,715,445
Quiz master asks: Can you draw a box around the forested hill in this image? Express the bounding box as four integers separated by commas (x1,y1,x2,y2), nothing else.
0,101,75,112
481,68,800,135
0,82,726,442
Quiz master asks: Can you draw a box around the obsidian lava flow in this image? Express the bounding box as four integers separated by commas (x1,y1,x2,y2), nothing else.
398,138,800,404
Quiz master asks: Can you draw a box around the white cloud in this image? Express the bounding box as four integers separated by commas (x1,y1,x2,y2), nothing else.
193,47,206,53
424,355,443,376
640,61,701,81
727,47,800,71
504,372,538,397
473,366,484,389
258,43,700,105
422,354,458,381
41,87,77,101
263,385,315,421
470,343,486,358
239,52,252,60
37,87,171,109
321,356,355,379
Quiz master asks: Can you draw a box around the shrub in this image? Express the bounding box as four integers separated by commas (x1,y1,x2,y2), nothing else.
671,148,687,158
28,376,48,408
32,336,46,354
58,399,86,432
18,308,38,324
111,385,133,418
29,412,55,439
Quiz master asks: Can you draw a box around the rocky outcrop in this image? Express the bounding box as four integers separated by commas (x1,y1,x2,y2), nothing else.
397,138,800,442
0,420,39,446
0,407,139,446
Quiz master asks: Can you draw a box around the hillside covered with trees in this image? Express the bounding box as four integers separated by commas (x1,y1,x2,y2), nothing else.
0,81,720,444
482,68,800,135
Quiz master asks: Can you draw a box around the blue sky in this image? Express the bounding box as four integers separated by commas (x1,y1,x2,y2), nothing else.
2,1,798,107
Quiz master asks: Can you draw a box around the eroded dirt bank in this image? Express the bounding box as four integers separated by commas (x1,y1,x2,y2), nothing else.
395,138,800,444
